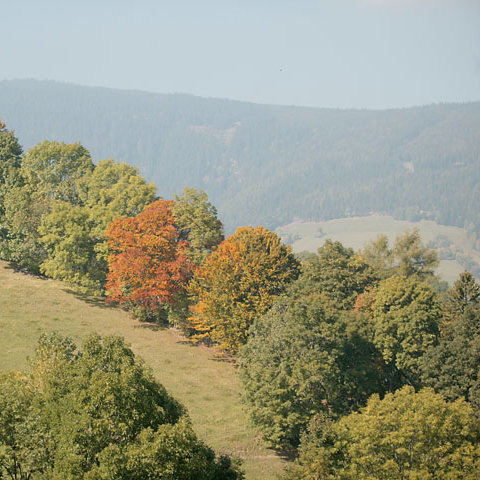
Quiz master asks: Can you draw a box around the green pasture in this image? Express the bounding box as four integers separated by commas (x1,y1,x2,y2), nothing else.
277,215,479,284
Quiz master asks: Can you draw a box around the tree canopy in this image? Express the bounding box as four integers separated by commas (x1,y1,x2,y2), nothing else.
0,120,22,191
295,239,377,310
239,292,382,449
188,226,300,353
21,140,94,204
172,186,224,265
371,275,441,383
421,272,480,410
0,333,243,479
289,386,480,480
105,200,192,321
361,229,439,281
38,159,157,292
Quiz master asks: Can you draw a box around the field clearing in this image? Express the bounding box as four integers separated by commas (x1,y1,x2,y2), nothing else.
0,260,285,480
277,215,479,284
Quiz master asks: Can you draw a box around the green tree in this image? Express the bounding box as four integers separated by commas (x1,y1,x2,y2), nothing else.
289,386,480,480
39,202,105,290
0,371,48,480
0,120,23,211
361,230,439,282
0,121,27,265
421,272,480,410
239,295,344,449
0,333,243,479
87,420,241,480
297,239,377,310
372,276,441,385
239,289,383,449
21,140,94,204
0,141,94,273
444,270,480,319
38,160,157,292
393,229,439,280
0,185,49,272
360,234,393,280
78,158,157,232
172,187,224,266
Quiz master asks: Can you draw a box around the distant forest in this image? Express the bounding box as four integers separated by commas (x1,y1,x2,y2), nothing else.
1,80,479,244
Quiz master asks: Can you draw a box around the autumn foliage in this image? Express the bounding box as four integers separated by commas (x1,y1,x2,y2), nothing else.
188,226,300,352
105,200,192,318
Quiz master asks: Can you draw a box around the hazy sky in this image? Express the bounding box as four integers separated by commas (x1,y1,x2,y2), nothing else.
1,0,479,109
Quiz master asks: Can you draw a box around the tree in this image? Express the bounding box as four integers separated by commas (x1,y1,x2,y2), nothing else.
87,420,241,480
0,185,49,272
393,229,439,280
289,386,480,480
0,140,94,273
296,239,377,310
421,272,480,410
39,202,105,290
0,371,44,479
372,276,441,384
0,120,23,208
0,333,243,479
172,187,224,265
360,234,393,280
361,230,439,281
38,160,157,292
21,140,94,204
105,200,192,321
0,121,27,265
189,226,300,353
239,292,382,449
77,158,157,232
444,270,480,319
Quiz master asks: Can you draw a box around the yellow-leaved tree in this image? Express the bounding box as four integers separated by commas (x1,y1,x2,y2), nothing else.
188,226,300,353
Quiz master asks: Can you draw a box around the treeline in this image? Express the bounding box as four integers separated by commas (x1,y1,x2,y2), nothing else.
3,121,480,478
192,225,480,477
1,79,480,241
0,121,222,302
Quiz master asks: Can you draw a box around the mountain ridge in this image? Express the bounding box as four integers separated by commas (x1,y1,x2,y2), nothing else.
1,79,479,241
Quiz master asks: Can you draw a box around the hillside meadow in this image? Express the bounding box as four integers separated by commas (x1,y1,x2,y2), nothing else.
0,260,285,480
277,215,480,284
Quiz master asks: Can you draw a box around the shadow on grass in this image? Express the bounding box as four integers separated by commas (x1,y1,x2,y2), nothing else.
272,448,297,462
4,262,48,279
133,323,168,332
62,288,116,310
174,338,237,364
176,339,201,347
211,353,237,364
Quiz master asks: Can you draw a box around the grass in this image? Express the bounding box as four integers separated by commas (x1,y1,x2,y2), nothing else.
276,215,480,284
0,260,286,480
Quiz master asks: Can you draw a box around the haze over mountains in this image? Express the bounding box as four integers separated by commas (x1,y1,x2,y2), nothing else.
1,79,479,240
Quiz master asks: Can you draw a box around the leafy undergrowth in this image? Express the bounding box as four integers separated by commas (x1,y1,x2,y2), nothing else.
0,260,285,479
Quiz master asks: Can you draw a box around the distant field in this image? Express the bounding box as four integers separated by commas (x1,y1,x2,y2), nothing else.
277,215,480,284
0,261,284,480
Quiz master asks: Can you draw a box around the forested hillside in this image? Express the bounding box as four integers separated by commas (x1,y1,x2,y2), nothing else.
2,112,480,478
1,79,479,241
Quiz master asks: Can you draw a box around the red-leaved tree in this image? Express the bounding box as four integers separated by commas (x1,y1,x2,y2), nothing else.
105,200,192,320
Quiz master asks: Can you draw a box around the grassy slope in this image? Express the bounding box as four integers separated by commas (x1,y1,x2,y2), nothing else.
277,215,480,284
0,261,284,480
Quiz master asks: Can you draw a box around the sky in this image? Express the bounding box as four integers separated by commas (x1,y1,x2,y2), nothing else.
1,0,479,109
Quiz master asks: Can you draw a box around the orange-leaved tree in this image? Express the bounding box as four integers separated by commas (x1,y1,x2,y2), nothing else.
105,200,193,321
189,225,300,353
